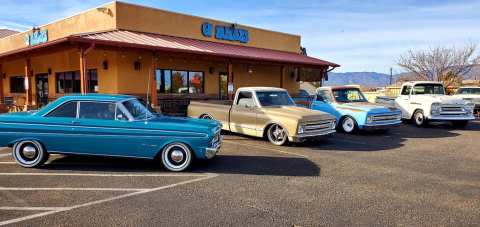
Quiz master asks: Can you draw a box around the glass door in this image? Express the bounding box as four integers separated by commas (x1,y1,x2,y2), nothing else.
36,73,49,107
219,72,228,100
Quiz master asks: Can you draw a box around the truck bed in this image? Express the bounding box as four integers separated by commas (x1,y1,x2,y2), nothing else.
187,101,232,130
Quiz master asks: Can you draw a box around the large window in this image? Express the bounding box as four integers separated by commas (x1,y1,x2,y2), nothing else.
332,88,368,103
156,69,204,94
56,69,98,94
10,76,25,93
79,102,116,120
413,84,445,95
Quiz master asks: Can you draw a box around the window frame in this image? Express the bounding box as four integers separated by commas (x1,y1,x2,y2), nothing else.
401,85,412,96
44,101,79,118
9,76,26,93
155,68,205,95
43,100,132,121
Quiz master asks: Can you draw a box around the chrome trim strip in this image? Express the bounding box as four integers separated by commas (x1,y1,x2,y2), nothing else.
48,150,152,160
296,129,336,138
0,122,208,137
0,131,203,139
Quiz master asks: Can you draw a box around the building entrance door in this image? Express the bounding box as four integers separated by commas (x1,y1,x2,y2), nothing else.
36,74,49,107
219,72,228,100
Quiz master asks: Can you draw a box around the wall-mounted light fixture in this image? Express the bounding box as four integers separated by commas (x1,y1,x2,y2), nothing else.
47,68,52,75
102,60,109,70
209,67,214,74
2,73,6,79
134,60,141,71
247,66,254,74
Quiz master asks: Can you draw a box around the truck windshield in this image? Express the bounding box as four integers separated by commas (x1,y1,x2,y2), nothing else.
122,99,154,120
413,84,445,95
256,91,295,106
332,88,367,103
456,88,480,95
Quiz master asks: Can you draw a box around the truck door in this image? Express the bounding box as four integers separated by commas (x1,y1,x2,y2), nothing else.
230,91,257,137
397,85,412,118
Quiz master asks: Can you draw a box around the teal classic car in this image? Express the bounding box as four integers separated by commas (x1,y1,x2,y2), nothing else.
310,86,402,133
0,94,222,171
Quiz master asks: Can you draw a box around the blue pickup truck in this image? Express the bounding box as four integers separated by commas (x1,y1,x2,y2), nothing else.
299,86,402,133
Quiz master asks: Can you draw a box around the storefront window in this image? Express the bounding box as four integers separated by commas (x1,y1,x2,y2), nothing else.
188,71,204,94
56,70,97,94
10,76,26,93
156,69,203,95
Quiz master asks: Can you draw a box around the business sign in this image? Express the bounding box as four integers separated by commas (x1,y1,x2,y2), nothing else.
201,22,249,44
25,30,48,46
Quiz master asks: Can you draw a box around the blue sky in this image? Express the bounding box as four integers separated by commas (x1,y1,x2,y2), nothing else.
1,0,479,73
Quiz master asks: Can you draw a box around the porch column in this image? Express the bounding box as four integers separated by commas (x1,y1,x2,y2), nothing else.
79,49,87,94
0,63,3,101
150,54,158,107
280,65,285,88
24,59,32,108
227,61,234,100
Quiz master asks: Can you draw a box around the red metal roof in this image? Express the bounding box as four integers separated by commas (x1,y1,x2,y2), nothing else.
69,30,339,68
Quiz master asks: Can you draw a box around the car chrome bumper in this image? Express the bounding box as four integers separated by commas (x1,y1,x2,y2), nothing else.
290,129,336,143
363,120,402,129
205,136,222,159
427,115,475,121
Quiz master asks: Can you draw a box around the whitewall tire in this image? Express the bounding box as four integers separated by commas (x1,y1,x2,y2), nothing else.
12,140,48,168
161,143,193,172
341,116,357,133
413,110,427,127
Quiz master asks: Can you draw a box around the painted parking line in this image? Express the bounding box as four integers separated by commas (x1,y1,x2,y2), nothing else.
0,172,208,177
0,187,149,191
0,172,218,226
222,140,309,159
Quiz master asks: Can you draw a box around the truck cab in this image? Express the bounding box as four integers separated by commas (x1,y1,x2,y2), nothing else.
395,81,475,127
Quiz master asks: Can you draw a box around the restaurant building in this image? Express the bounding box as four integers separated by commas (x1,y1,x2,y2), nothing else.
0,1,338,114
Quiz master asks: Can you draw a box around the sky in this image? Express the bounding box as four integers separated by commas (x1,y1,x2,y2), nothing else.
1,0,479,73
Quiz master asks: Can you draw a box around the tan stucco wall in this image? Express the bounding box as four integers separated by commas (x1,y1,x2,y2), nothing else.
0,2,117,54
0,1,301,55
115,2,301,53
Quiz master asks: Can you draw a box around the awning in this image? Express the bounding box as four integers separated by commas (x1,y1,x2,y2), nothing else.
68,30,339,68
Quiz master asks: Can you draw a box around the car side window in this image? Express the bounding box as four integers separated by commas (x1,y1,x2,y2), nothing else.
401,86,411,95
79,102,116,120
45,101,78,118
236,91,254,107
115,106,128,121
317,91,333,102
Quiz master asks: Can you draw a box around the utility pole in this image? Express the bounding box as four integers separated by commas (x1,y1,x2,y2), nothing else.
389,67,393,85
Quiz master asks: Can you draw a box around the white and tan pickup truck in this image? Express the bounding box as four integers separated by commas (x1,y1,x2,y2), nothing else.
376,81,475,127
188,87,336,146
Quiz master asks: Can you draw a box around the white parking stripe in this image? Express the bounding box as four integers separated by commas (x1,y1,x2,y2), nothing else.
0,207,67,211
222,140,309,158
0,173,218,226
0,187,147,191
0,172,209,177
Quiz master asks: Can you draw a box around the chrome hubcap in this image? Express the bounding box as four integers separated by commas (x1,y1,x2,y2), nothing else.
343,118,354,132
22,145,37,159
170,150,184,163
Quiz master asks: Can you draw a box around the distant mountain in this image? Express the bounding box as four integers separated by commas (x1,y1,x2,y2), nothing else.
324,72,398,88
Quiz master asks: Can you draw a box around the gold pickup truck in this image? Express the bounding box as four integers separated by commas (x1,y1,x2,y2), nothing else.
188,87,336,146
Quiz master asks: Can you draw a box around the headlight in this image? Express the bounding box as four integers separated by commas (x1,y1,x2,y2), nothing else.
297,124,305,134
431,102,441,115
366,115,373,124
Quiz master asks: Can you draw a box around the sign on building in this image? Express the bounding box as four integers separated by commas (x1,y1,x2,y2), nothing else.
25,30,48,46
202,22,249,44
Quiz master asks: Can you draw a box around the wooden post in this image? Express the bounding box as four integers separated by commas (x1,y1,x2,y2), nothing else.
280,65,285,88
227,62,234,100
79,49,87,94
150,54,158,107
24,59,32,108
0,63,3,101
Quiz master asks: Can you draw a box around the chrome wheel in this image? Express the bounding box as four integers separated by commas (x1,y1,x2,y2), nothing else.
341,117,357,133
267,124,288,146
12,140,48,168
414,110,426,127
161,143,192,172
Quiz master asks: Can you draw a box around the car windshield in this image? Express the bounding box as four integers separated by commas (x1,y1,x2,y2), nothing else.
332,88,367,103
456,88,480,95
413,84,445,95
256,91,295,106
122,99,154,120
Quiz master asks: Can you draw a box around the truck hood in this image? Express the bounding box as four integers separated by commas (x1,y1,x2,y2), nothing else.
454,94,480,100
413,95,466,105
336,102,399,113
262,105,335,122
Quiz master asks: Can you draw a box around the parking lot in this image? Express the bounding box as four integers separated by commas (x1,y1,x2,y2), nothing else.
0,120,479,226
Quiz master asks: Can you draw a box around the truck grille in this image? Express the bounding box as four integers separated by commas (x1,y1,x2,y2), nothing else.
303,120,335,133
439,105,466,116
372,114,400,122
